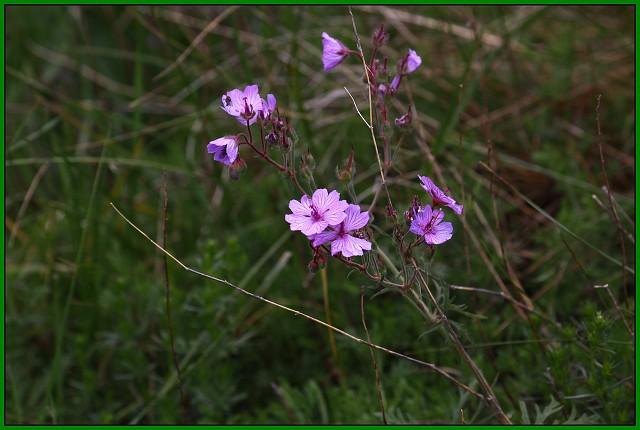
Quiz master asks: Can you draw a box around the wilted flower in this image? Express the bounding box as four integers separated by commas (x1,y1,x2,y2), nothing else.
285,188,349,236
410,205,453,245
221,84,263,126
309,204,372,257
395,111,412,127
419,175,463,215
207,136,239,166
322,32,350,72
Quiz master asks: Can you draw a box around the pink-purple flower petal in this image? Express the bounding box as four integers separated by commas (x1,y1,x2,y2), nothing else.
331,235,371,257
221,85,263,126
207,136,239,166
419,175,463,215
285,188,349,237
406,49,422,74
410,205,453,245
322,32,350,72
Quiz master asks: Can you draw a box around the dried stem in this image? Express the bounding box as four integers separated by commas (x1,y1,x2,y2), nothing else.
412,258,512,425
348,6,394,213
449,285,556,326
594,284,634,338
361,287,387,425
595,95,629,309
320,268,340,367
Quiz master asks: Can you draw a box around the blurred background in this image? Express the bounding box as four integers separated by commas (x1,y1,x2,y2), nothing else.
5,5,635,424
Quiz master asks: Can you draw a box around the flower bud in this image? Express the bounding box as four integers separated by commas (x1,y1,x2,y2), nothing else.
308,259,320,273
337,148,356,182
386,205,398,221
300,151,316,185
372,24,388,48
303,150,316,171
316,251,328,269
229,157,247,181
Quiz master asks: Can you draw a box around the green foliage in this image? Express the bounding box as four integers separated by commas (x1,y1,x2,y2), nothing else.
518,396,600,425
6,5,634,425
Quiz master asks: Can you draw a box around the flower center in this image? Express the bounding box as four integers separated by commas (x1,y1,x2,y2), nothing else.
311,206,323,221
240,98,255,119
423,211,441,233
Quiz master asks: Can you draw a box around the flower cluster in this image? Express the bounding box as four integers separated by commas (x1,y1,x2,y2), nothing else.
285,188,372,259
209,28,460,277
321,27,422,126
407,176,463,246
377,49,422,96
321,29,421,93
208,84,292,180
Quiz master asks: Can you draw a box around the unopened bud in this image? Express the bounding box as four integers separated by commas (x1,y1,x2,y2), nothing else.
300,151,316,184
372,24,388,48
337,148,356,182
229,157,247,181
316,251,328,269
279,135,291,152
303,150,316,171
386,205,397,221
308,259,320,273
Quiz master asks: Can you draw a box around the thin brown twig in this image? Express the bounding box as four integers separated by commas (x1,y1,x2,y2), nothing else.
482,110,546,355
271,383,297,424
153,5,240,81
110,202,482,401
595,95,629,309
594,284,634,338
361,287,387,425
161,172,188,424
457,84,472,282
8,162,50,248
411,259,512,425
348,6,394,213
591,194,634,244
449,285,556,326
320,268,340,367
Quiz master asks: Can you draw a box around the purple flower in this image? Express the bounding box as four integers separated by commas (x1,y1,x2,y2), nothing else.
410,205,453,245
309,205,372,257
264,94,277,113
405,49,422,74
322,32,350,72
259,93,277,120
285,188,349,236
419,175,463,215
207,136,239,166
390,74,401,93
221,84,263,126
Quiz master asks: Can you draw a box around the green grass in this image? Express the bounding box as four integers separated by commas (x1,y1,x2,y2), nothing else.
5,5,635,425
